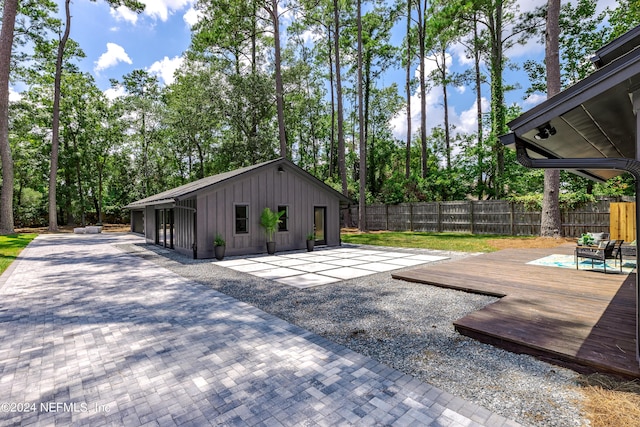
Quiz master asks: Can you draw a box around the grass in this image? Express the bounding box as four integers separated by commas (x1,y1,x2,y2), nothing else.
340,230,550,252
0,234,37,275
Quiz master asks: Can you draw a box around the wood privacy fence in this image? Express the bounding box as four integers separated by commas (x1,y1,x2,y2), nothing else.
346,199,616,237
610,202,637,242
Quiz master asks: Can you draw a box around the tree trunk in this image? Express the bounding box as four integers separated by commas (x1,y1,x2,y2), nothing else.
0,0,18,234
270,0,287,158
357,0,366,232
417,1,427,179
488,2,506,199
405,0,412,179
333,0,348,207
328,28,337,178
441,48,451,170
474,14,484,200
541,0,562,237
97,161,104,225
49,0,72,231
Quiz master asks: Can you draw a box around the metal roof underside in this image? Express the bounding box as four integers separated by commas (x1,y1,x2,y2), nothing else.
501,26,640,182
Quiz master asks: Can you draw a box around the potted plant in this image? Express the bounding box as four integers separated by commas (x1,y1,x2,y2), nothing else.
306,232,315,252
213,233,226,260
577,233,595,246
260,207,284,254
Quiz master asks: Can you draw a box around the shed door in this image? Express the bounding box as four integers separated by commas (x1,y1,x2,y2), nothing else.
314,207,326,245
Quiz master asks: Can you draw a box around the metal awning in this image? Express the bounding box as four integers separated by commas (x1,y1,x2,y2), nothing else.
503,32,640,181
500,25,640,367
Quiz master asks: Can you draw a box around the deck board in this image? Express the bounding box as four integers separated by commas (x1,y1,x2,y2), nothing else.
392,244,640,378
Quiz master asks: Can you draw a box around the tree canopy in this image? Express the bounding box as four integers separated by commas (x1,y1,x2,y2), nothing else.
1,0,639,230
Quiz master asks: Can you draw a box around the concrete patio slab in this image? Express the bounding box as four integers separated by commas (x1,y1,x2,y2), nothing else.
319,266,374,280
322,258,370,267
286,262,340,273
0,234,519,426
383,257,443,267
356,262,405,272
350,254,390,262
211,247,452,288
225,262,274,273
250,267,303,279
274,274,341,288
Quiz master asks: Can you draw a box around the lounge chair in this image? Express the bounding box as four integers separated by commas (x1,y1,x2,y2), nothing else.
575,240,623,273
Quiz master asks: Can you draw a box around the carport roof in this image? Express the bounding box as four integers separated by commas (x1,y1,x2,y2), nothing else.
125,157,352,209
500,25,640,182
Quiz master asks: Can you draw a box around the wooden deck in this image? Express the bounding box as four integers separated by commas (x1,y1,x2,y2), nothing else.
392,244,640,378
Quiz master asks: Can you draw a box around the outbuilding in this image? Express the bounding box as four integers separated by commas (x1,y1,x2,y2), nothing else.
125,158,351,259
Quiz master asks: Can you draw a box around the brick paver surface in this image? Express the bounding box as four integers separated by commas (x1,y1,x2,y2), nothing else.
0,234,521,426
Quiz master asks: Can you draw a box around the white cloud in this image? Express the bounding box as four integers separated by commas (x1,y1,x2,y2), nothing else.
183,6,201,27
524,93,547,106
455,97,490,135
450,42,475,67
139,0,194,22
110,6,139,25
109,0,195,24
148,56,184,85
94,43,132,72
300,29,321,45
9,88,22,102
104,85,126,101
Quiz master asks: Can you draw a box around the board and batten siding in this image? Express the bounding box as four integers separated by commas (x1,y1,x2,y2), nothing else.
173,199,196,257
144,205,156,243
195,164,341,258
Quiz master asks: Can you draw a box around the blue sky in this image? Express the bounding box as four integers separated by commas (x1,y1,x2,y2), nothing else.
63,0,196,95
43,0,616,142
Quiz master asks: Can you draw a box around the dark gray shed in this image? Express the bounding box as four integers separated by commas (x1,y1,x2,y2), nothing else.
125,158,351,258
500,25,640,367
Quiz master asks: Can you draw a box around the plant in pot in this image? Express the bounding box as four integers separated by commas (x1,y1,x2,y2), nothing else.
306,232,315,252
577,233,595,246
213,233,226,260
260,207,284,254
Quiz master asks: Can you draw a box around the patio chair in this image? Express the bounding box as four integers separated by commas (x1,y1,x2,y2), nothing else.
575,240,623,273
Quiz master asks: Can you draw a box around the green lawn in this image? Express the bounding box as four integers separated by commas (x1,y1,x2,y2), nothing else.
0,234,37,275
340,231,539,253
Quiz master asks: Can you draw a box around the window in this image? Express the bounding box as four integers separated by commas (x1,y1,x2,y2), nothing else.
277,205,288,232
235,205,249,234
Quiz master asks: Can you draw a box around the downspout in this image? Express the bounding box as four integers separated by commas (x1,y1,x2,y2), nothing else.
514,137,640,366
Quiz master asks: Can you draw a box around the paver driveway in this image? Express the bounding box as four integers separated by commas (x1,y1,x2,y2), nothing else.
0,234,519,426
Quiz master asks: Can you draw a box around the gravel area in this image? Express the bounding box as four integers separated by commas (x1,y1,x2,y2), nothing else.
118,242,587,427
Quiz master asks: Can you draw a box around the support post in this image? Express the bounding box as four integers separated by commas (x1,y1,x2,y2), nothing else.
633,90,640,366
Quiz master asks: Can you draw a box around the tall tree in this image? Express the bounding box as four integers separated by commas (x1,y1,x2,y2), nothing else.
265,0,288,157
357,0,366,232
405,0,412,179
0,0,18,234
333,0,348,203
541,0,562,237
48,0,71,231
414,0,429,179
48,0,143,231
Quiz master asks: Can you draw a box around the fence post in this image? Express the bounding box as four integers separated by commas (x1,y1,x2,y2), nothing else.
469,201,474,234
437,202,442,232
510,202,515,235
385,204,389,231
409,204,413,231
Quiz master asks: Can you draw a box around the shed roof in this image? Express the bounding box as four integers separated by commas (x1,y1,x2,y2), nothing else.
500,25,640,181
125,157,352,209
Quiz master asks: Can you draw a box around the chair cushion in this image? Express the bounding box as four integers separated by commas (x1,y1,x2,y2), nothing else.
589,232,606,244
